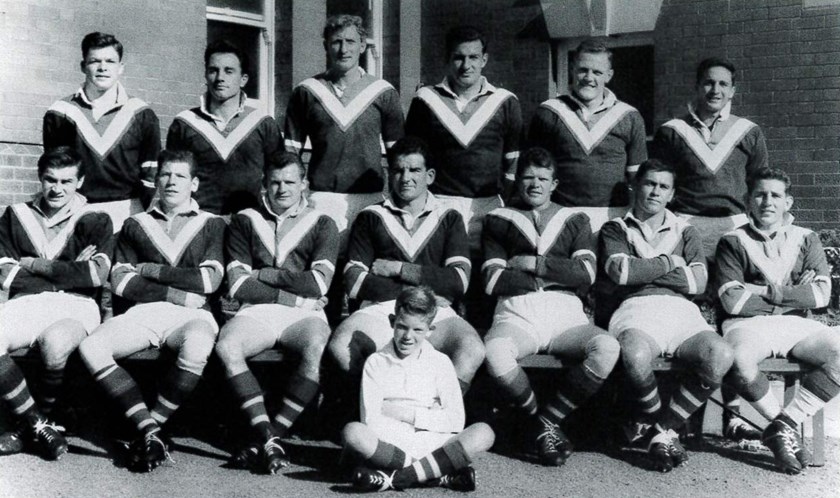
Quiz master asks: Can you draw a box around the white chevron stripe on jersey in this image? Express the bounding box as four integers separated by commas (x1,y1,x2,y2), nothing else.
11,204,86,260
47,99,148,159
174,106,268,161
365,205,449,262
415,87,514,148
300,78,392,132
540,99,634,155
662,118,756,174
132,211,215,265
239,209,323,268
733,226,809,286
615,217,688,258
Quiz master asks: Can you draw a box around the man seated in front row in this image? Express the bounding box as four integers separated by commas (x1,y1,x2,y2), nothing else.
481,147,619,466
718,167,840,475
0,147,114,459
216,152,339,474
328,136,485,399
600,159,733,472
344,286,495,492
79,150,225,472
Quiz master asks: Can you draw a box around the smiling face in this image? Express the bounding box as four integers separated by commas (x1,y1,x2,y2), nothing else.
633,170,675,218
265,163,307,214
749,179,792,232
156,161,198,212
389,311,434,359
40,166,83,214
205,52,248,104
389,153,434,205
695,65,735,116
325,26,365,75
571,51,613,106
517,165,558,210
446,40,487,92
81,45,124,95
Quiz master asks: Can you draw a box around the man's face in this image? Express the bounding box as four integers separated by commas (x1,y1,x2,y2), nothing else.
389,311,433,359
265,164,307,213
389,153,433,205
634,170,675,217
156,161,198,211
517,165,557,210
81,46,124,94
325,26,366,74
447,40,487,91
749,179,792,230
40,166,83,213
205,52,248,104
571,52,613,105
695,66,735,116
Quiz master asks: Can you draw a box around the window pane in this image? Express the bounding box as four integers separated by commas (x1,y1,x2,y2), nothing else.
207,20,261,99
208,0,264,16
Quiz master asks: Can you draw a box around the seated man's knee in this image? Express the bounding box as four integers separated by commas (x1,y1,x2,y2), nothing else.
341,421,367,448
454,328,485,370
484,336,518,378
215,333,245,366
327,326,354,373
727,346,761,388
37,321,86,369
586,334,620,376
179,324,217,374
78,333,113,372
301,328,330,369
703,338,735,383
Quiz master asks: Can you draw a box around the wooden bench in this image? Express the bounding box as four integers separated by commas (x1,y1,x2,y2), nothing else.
520,354,826,467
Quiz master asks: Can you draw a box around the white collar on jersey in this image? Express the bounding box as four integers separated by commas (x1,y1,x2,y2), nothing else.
30,193,89,228
261,194,309,221
148,198,201,218
745,212,796,241
75,83,128,121
623,208,681,239
564,87,618,124
199,92,249,131
436,77,496,112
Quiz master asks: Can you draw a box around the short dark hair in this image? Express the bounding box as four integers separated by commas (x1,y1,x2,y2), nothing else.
516,147,557,180
323,14,367,40
634,159,676,185
695,57,736,85
387,136,432,171
157,149,197,178
445,25,487,56
571,39,612,66
38,146,84,179
205,40,250,76
265,151,307,181
394,286,438,324
748,167,791,195
81,32,123,61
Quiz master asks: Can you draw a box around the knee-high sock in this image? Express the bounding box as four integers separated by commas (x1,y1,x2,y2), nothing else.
0,354,39,422
627,371,661,419
39,366,65,416
779,368,840,427
658,373,718,431
495,367,538,416
273,373,319,437
392,440,470,488
737,373,780,421
150,363,202,426
228,370,271,437
93,364,157,435
541,364,605,425
367,439,413,470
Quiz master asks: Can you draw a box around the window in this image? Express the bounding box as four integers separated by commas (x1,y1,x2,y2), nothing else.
327,0,383,77
207,0,275,113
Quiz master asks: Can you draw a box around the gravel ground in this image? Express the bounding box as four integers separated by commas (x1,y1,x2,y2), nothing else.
1,435,838,498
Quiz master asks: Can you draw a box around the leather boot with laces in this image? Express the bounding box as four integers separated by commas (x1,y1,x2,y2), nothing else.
263,435,289,474
762,420,804,475
31,417,67,460
647,430,674,473
433,466,476,492
665,429,688,467
131,430,171,473
352,466,397,492
531,415,572,466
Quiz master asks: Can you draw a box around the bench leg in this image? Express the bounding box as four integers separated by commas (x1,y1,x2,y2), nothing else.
812,408,825,467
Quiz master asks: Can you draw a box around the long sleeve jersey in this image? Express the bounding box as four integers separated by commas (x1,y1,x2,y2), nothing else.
110,200,225,313
43,84,160,205
715,217,831,319
0,194,113,299
652,103,768,217
166,96,281,215
361,341,464,436
283,69,404,194
225,197,339,306
344,194,471,305
598,209,708,306
481,203,596,297
405,78,522,197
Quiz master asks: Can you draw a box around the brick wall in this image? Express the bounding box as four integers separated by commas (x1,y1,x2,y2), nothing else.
655,0,840,230
0,0,206,207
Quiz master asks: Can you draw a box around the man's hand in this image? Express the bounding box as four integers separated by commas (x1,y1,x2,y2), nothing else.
381,401,415,424
18,257,36,270
75,245,97,262
744,283,769,297
167,287,207,308
508,255,537,273
796,269,816,285
668,254,687,269
135,262,163,280
297,295,329,311
371,259,402,277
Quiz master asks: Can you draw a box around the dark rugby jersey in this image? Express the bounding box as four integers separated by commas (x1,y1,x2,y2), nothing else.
166,96,281,215
481,203,596,297
0,194,113,299
405,78,522,197
225,197,339,306
43,85,160,204
528,90,647,207
284,69,404,194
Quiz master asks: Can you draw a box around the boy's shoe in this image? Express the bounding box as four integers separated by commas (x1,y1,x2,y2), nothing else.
352,466,397,492
435,466,476,492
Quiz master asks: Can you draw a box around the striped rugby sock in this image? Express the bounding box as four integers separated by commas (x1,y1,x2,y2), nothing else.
629,371,662,419
393,440,470,488
93,364,158,434
228,370,271,437
151,366,201,426
39,366,65,416
541,364,605,425
496,367,538,416
368,440,413,470
273,373,319,437
658,374,717,431
0,354,38,421
780,368,840,426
